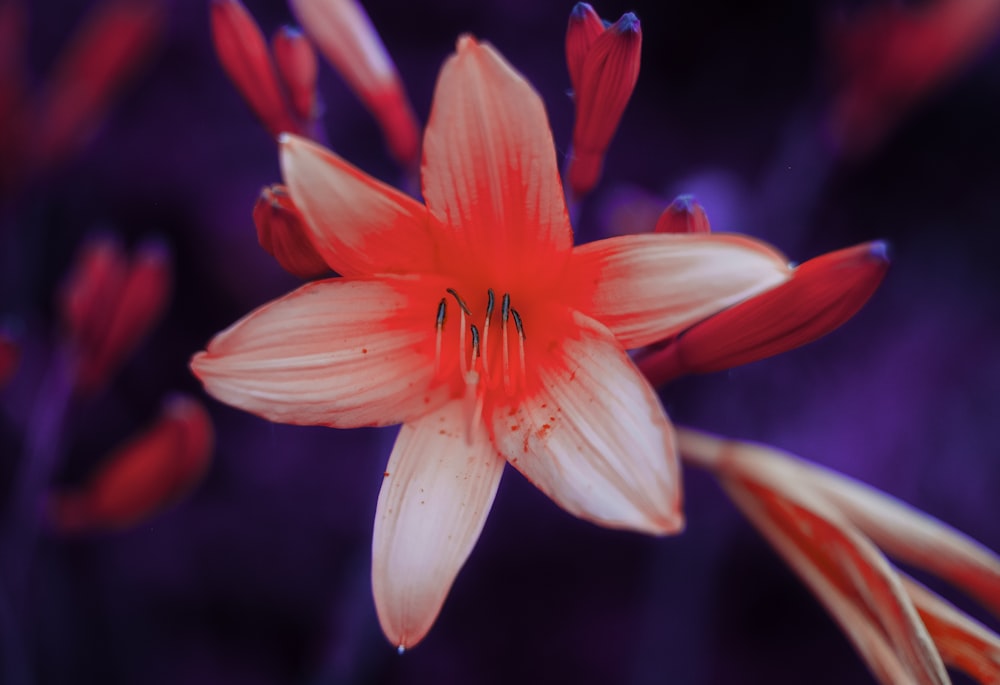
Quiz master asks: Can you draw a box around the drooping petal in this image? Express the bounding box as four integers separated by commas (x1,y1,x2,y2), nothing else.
903,576,1000,684
372,400,505,650
421,36,572,284
677,429,950,685
492,311,681,535
570,233,790,349
191,276,450,428
637,240,889,385
280,134,436,277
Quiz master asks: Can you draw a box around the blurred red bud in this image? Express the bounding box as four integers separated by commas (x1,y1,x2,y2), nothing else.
59,235,173,396
654,195,712,234
289,0,419,167
639,241,889,385
272,26,319,124
32,0,165,173
48,395,214,533
0,327,19,388
568,11,642,197
254,184,330,279
210,0,303,138
0,0,27,186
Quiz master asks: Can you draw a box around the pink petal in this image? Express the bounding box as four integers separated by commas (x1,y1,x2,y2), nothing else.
372,400,505,650
903,576,1000,684
280,135,437,277
678,429,949,685
492,311,682,534
191,276,450,428
421,37,573,284
570,233,791,349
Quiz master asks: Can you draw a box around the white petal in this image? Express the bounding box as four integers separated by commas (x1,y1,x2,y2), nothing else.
492,311,682,534
372,400,505,649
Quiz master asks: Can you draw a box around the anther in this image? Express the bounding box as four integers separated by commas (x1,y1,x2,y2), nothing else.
501,293,512,395
446,288,471,316
511,308,526,391
481,289,495,379
470,324,481,366
434,298,446,375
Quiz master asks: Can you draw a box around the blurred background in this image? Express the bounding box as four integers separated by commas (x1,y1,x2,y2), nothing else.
1,0,999,683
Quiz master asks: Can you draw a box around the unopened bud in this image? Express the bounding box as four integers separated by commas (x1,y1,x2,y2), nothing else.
254,184,329,279
654,195,712,234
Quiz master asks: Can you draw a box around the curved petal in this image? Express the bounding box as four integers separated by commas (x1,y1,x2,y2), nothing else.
191,276,451,428
492,311,682,535
280,134,436,277
571,233,792,349
372,400,505,650
421,36,572,283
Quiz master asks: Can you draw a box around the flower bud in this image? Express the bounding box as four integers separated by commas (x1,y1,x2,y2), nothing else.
654,195,712,234
254,184,329,279
639,241,889,385
272,25,319,125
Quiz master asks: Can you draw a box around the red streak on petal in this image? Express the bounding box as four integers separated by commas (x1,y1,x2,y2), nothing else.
32,0,165,173
253,184,329,279
638,241,889,385
565,2,605,96
654,195,712,234
569,12,641,197
210,0,302,138
272,26,319,124
49,395,214,533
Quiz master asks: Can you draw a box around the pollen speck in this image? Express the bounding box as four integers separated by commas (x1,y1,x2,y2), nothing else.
384,471,390,477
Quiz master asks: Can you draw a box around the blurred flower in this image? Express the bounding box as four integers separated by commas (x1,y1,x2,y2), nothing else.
565,3,641,198
828,0,1000,157
290,0,420,167
59,234,173,396
192,36,793,649
654,194,712,234
48,395,214,533
253,184,329,279
0,326,19,388
0,0,164,190
678,428,1000,684
638,240,890,385
210,0,316,139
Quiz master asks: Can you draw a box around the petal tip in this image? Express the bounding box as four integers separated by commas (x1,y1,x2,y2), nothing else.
868,239,891,264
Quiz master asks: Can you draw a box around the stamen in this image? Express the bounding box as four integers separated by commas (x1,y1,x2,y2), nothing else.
446,288,471,316
501,293,512,394
470,324,480,368
481,289,495,379
434,298,446,376
511,308,526,391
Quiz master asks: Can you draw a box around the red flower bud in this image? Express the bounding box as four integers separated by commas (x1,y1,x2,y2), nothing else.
567,10,641,197
271,26,319,125
654,195,712,234
289,0,419,167
48,395,214,533
33,0,165,173
0,327,19,388
210,0,302,138
639,241,889,385
253,184,330,279
565,3,605,96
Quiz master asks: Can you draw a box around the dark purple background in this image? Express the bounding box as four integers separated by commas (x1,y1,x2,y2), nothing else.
2,0,1000,683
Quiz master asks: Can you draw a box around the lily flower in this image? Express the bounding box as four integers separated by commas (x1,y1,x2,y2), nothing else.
191,36,793,649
